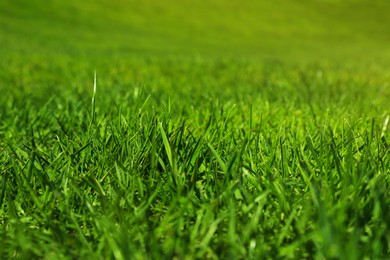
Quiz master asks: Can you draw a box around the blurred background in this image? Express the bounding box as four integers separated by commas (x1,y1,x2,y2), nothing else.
1,0,390,63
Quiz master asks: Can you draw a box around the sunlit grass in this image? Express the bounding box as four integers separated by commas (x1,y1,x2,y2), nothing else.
1,0,390,258
0,59,389,258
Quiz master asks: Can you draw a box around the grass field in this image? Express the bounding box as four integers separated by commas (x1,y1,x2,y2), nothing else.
1,0,390,259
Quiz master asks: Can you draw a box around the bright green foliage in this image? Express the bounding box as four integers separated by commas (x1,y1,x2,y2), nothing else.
1,0,390,259
0,59,389,259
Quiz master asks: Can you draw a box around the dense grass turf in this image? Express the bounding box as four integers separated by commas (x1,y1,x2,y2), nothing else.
1,58,389,259
1,0,390,259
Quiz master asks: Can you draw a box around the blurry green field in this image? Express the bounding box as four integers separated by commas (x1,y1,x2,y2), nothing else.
2,0,390,60
1,0,390,259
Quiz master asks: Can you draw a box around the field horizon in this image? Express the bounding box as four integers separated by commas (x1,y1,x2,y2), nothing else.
2,0,390,62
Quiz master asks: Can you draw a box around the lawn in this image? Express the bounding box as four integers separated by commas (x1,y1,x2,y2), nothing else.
0,0,389,259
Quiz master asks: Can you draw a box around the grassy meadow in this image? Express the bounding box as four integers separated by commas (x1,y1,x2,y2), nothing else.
1,0,390,259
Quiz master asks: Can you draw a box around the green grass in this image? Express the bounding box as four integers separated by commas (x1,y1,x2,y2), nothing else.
2,0,390,61
1,0,390,259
